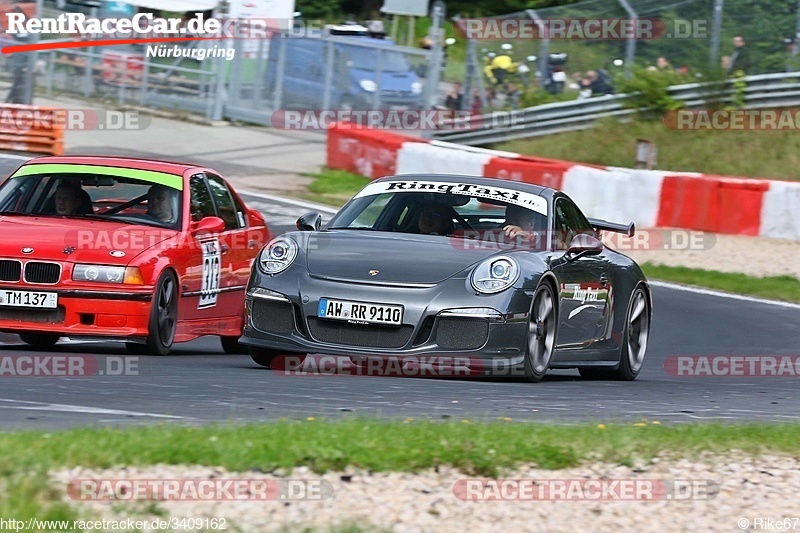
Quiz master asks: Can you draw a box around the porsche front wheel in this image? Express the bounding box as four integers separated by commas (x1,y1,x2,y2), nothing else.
221,336,248,354
248,346,280,368
523,282,557,383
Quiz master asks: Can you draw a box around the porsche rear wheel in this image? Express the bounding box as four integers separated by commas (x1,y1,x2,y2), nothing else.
144,270,178,356
523,282,557,383
615,285,650,381
19,333,60,347
580,285,650,381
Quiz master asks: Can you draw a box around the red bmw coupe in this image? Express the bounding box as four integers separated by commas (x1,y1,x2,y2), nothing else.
0,156,270,354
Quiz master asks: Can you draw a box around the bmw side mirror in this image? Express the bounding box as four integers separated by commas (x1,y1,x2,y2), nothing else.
565,234,603,261
297,212,322,232
192,216,225,235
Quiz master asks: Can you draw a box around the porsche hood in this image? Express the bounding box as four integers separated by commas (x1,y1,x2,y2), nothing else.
304,231,505,284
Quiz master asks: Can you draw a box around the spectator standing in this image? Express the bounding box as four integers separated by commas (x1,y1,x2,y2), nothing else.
470,88,484,115
445,83,463,111
728,35,752,75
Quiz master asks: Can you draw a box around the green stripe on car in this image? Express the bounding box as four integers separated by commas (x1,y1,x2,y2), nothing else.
13,164,184,190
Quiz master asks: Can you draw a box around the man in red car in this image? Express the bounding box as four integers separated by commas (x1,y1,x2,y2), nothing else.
54,181,83,216
146,184,174,222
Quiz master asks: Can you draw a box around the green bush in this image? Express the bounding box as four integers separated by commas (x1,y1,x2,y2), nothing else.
615,67,687,118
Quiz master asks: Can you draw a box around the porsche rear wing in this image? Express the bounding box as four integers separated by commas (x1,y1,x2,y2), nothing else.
588,218,635,237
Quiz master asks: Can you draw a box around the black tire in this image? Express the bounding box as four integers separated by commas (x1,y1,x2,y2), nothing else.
125,342,146,355
248,346,280,368
221,336,248,354
523,282,558,383
248,347,306,369
19,333,60,347
611,285,650,381
144,270,179,356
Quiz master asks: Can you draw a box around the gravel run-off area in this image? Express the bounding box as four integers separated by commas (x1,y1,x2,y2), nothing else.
52,452,800,532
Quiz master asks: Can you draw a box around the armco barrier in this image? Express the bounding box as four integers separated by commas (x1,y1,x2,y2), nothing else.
0,104,65,156
326,125,800,241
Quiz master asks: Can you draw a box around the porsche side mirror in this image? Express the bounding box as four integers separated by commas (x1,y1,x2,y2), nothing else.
297,212,322,232
565,234,603,261
192,216,225,235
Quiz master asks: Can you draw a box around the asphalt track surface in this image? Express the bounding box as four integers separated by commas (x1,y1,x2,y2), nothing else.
1,157,799,429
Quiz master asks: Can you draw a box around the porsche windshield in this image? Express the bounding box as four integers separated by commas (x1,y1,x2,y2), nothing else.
0,171,183,230
327,181,549,240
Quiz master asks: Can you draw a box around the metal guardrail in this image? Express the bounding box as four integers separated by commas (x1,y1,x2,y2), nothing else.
431,72,800,146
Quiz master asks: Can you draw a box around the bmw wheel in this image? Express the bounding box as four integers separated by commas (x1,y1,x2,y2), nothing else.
144,270,178,355
19,333,60,347
523,282,557,383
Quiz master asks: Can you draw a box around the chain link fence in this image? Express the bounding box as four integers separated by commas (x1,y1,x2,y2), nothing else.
464,0,800,97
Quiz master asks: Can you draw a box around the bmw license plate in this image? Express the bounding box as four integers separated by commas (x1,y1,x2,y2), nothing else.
0,290,58,309
318,298,403,326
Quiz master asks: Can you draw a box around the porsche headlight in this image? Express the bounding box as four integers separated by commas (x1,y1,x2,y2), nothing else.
411,81,423,94
470,256,519,294
259,237,298,275
73,265,141,284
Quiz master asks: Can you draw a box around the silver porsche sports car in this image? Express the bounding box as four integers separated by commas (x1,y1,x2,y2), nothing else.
240,175,652,382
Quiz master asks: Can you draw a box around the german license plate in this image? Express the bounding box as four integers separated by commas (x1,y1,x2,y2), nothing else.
0,290,58,309
318,298,403,326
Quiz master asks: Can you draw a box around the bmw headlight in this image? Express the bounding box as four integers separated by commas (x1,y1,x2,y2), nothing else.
411,81,423,94
359,79,378,92
259,237,298,275
470,256,519,294
73,265,142,285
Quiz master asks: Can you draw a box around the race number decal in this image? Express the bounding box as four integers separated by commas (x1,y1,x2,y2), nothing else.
199,238,221,309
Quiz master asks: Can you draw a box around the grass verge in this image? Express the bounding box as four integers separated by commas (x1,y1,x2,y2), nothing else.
642,263,800,303
296,168,370,207
2,421,800,478
496,117,800,180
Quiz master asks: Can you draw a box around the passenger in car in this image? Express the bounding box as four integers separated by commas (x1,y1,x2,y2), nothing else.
54,181,89,215
147,184,175,222
417,202,456,235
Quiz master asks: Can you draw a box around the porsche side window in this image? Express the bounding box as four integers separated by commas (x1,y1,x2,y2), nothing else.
554,198,593,250
190,176,215,222
206,174,241,231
